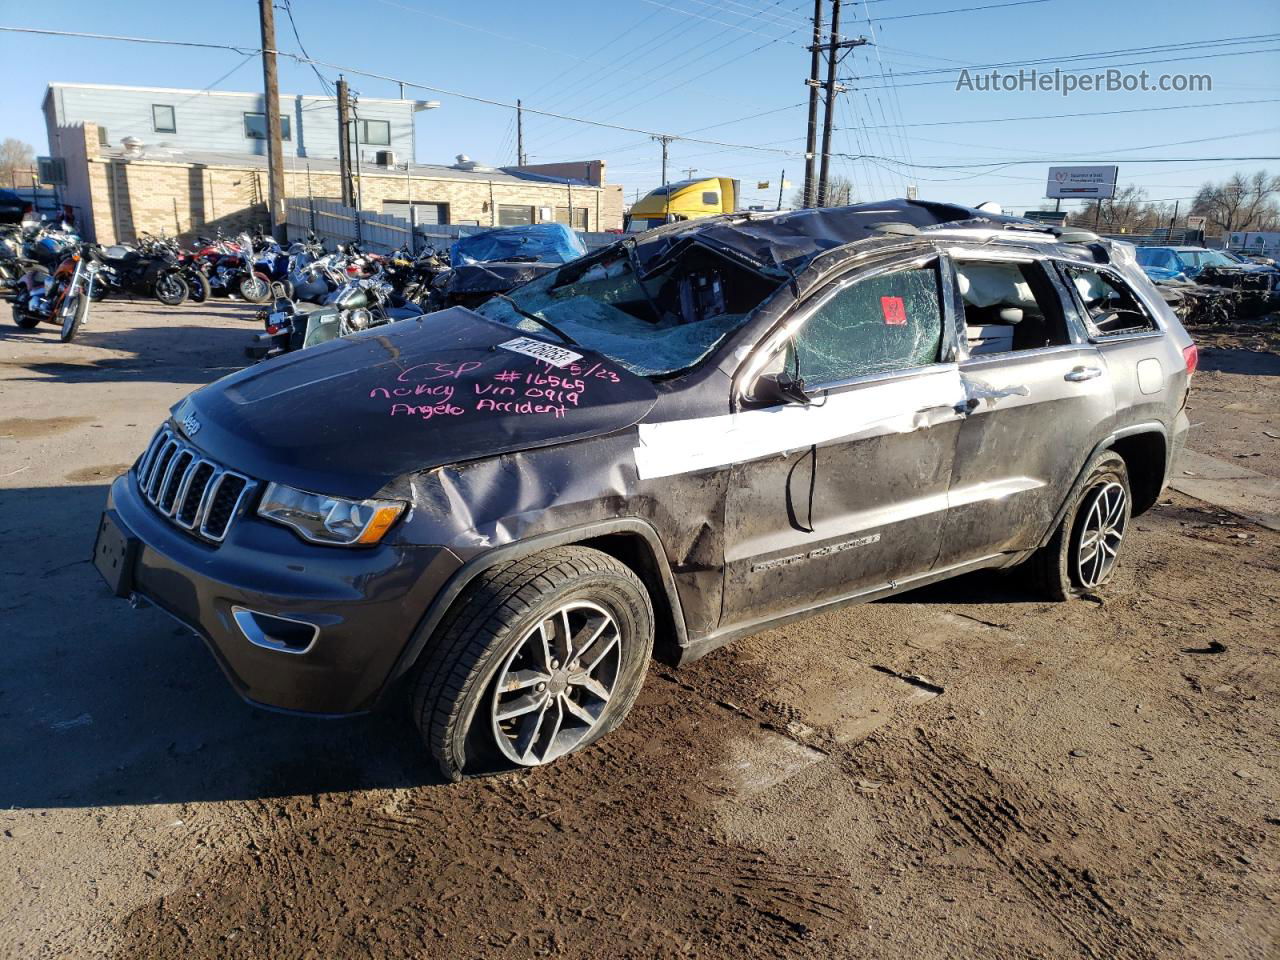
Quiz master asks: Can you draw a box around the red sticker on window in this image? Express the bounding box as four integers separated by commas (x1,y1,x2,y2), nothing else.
880,295,907,325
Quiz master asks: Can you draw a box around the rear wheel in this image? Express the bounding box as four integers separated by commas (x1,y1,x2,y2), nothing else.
1026,451,1131,600
410,546,654,781
154,272,189,306
185,268,211,303
12,303,40,329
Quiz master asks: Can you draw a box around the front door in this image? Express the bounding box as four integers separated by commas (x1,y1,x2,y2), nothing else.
720,254,967,629
935,252,1115,565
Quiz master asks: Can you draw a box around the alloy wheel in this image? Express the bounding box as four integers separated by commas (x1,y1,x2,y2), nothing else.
1076,481,1127,588
489,601,622,767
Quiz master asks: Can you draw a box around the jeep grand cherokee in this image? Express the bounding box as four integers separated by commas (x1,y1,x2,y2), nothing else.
94,200,1195,779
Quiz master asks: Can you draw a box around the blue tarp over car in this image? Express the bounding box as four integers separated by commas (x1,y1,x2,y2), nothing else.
450,222,587,266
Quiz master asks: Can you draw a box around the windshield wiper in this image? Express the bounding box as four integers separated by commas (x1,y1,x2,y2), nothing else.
491,293,578,346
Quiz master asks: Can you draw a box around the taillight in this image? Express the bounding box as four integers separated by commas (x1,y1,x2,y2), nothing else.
1182,343,1198,375
266,323,281,335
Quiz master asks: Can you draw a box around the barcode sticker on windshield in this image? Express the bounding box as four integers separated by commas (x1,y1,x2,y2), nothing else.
499,337,583,368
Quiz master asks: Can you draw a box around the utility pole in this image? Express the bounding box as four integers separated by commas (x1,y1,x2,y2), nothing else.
516,99,526,166
336,76,354,207
812,2,867,207
653,135,674,221
817,0,842,208
777,168,786,211
683,167,698,180
258,0,286,240
802,0,823,208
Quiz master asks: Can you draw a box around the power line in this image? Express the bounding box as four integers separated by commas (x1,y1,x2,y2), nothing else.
871,0,1049,20
854,96,1280,131
852,33,1280,81
280,0,334,96
7,24,1276,176
854,44,1280,89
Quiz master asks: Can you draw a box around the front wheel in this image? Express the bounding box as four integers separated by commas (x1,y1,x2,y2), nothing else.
410,547,654,781
1025,451,1132,600
237,271,272,304
59,292,89,342
154,272,189,306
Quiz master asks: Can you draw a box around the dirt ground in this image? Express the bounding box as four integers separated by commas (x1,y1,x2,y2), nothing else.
1,302,1276,960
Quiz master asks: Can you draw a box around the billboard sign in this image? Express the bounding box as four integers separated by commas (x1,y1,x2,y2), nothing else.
1046,165,1118,199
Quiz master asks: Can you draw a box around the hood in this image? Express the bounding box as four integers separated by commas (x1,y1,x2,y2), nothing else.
175,307,659,499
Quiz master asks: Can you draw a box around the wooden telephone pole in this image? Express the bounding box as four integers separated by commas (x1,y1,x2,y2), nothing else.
804,0,867,208
336,77,354,207
257,0,286,240
516,99,526,166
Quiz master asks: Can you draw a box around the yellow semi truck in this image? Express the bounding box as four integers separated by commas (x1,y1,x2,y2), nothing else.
624,176,740,232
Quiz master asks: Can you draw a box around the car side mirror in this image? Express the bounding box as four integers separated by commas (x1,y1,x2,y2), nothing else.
752,371,811,407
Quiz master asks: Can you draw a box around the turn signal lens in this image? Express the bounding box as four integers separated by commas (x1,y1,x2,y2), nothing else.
1182,343,1198,375
356,505,406,545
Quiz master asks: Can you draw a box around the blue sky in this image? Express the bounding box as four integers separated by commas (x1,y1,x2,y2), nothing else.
2,0,1278,215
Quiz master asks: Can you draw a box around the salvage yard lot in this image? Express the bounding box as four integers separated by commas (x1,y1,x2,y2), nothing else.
1,302,1277,959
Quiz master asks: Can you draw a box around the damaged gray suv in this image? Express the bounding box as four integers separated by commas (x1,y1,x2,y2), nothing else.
94,200,1196,779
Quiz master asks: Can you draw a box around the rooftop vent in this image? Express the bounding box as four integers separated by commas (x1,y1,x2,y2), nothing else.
451,154,495,172
121,136,145,159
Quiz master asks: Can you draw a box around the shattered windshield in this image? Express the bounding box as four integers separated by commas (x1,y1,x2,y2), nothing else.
474,242,782,377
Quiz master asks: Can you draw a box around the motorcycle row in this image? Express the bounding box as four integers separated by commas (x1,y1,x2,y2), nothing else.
3,220,571,355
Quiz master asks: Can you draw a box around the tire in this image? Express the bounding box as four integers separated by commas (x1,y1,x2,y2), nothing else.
154,272,189,306
185,269,211,303
410,546,654,781
59,291,89,342
12,302,40,328
1026,451,1132,600
237,271,272,304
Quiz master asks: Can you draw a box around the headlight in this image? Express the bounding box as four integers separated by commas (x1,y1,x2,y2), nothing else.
257,482,405,546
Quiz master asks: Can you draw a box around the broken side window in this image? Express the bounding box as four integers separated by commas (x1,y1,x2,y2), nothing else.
1062,266,1157,337
953,259,1071,355
785,263,944,386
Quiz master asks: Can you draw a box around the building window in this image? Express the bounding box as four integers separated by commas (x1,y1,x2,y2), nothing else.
554,206,589,230
348,119,391,146
152,104,176,134
243,113,292,141
98,126,109,147
498,205,535,226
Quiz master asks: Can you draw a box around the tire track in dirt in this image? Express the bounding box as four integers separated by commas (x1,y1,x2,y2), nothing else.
902,728,1158,960
112,674,864,959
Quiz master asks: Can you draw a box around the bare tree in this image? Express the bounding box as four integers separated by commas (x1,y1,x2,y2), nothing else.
789,174,856,209
1191,170,1280,233
1079,185,1166,234
0,138,36,189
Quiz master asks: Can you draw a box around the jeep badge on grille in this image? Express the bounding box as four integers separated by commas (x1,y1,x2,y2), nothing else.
180,410,201,438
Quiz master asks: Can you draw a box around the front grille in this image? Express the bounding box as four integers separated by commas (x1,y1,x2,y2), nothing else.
135,425,255,543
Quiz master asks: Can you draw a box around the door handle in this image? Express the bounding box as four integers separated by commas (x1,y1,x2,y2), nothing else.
1064,365,1103,382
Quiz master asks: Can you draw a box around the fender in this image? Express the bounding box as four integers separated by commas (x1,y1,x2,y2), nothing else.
381,517,690,694
1035,419,1170,551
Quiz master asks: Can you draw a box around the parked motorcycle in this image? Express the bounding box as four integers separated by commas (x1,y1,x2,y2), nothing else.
194,232,273,304
246,271,424,360
87,236,190,306
11,243,101,342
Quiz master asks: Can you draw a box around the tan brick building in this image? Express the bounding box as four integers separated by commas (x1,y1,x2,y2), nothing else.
51,123,625,245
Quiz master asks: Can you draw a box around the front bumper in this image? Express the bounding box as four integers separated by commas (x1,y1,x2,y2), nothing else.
99,470,461,715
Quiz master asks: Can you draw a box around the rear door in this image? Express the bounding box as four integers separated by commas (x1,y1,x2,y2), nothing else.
935,249,1115,566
